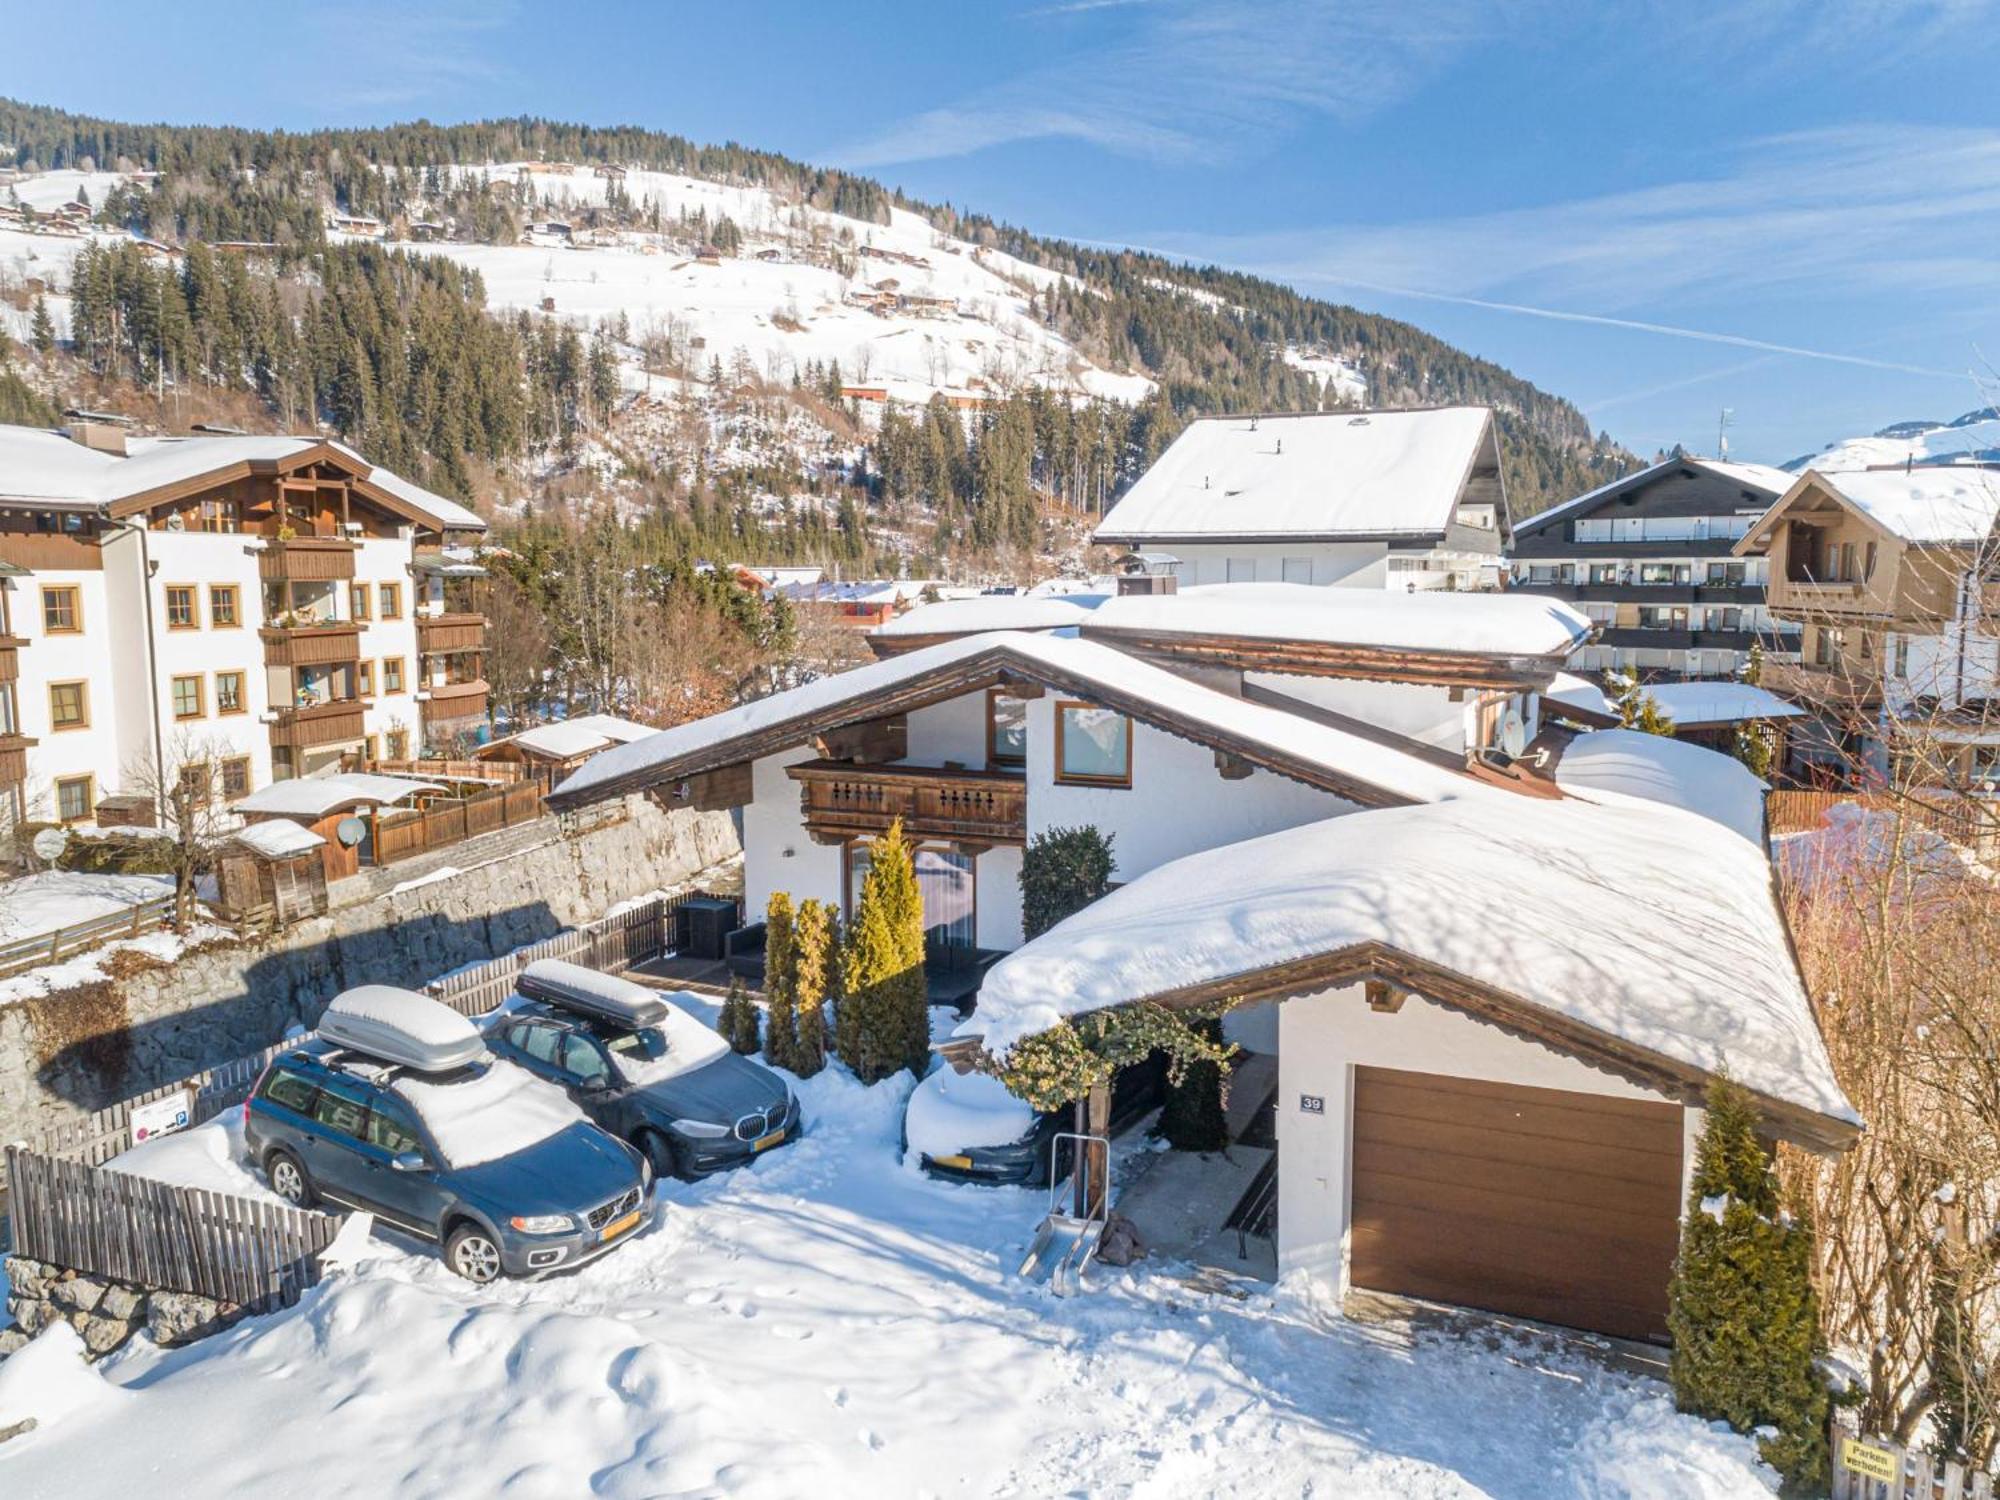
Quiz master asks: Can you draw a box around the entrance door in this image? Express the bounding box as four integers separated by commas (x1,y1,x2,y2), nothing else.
1348,1066,1683,1342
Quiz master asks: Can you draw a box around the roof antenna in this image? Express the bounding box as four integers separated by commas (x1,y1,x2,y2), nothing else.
1716,408,1733,459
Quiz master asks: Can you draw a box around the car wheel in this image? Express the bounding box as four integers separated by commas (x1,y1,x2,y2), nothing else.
445,1223,505,1284
634,1129,679,1183
266,1149,314,1208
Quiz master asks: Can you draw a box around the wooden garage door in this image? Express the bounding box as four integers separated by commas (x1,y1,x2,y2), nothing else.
1350,1066,1683,1343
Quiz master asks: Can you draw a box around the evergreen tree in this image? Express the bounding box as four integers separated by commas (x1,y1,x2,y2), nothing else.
763,891,799,1070
718,977,761,1055
1160,1019,1229,1151
836,818,928,1083
1606,668,1676,737
1735,723,1775,780
1020,825,1116,939
790,898,832,1079
1667,1077,1828,1495
29,295,55,358
1742,641,1765,688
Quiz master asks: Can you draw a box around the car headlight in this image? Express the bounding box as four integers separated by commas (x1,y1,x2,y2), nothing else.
509,1213,576,1234
671,1118,731,1139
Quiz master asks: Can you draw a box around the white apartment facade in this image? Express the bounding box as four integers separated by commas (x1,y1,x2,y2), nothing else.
0,422,488,836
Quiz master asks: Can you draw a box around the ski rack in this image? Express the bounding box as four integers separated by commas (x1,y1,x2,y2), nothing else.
1017,1131,1110,1297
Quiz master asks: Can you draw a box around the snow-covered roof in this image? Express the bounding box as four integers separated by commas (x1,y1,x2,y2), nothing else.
872,594,1107,640
1517,455,1793,534
486,713,658,762
0,423,485,532
1094,407,1496,544
1809,466,2000,545
965,795,1855,1143
548,630,1486,812
228,820,328,857
232,773,442,819
1544,673,1806,727
1554,729,1767,844
1086,583,1591,660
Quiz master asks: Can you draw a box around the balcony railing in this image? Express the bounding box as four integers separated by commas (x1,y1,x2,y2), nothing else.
0,636,21,685
260,622,363,668
1760,658,1882,709
786,760,1027,847
0,732,32,785
268,699,366,750
415,612,487,654
1767,576,1868,618
420,679,490,731
257,535,357,583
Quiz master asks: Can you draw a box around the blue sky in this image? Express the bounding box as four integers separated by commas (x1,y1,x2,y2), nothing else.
6,0,1998,463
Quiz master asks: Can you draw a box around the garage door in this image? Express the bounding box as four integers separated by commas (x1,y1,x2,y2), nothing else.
1349,1066,1683,1342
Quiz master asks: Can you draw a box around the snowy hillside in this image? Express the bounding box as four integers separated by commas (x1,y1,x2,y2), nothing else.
1788,408,2000,472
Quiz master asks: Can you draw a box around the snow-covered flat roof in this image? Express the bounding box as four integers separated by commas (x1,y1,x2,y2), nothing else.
872,594,1107,640
1554,729,1767,843
1087,582,1591,660
232,773,442,819
1809,466,2000,545
1094,407,1495,544
965,795,1855,1142
549,630,1485,811
488,713,658,761
228,820,328,857
1545,674,1806,727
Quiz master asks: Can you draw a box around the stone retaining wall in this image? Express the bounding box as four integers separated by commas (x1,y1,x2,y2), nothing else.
0,797,740,1143
1,1256,240,1361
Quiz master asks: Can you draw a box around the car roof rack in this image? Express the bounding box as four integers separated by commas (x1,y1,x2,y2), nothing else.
516,959,671,1029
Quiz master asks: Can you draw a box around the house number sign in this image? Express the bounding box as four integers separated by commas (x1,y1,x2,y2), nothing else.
1298,1094,1325,1115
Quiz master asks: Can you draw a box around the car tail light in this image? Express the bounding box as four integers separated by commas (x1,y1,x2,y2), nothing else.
244,1061,273,1125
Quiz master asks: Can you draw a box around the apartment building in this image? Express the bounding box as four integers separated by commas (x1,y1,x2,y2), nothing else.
1511,455,1799,680
0,420,488,834
1738,464,2000,782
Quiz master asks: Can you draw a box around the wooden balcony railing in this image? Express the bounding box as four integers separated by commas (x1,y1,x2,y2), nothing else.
0,638,21,685
268,699,366,750
420,679,490,730
0,732,32,785
1760,658,1882,709
1766,576,1868,618
260,622,363,668
415,612,487,654
786,759,1027,847
257,536,357,583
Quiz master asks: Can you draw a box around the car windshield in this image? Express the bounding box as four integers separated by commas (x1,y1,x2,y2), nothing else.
604,1026,670,1084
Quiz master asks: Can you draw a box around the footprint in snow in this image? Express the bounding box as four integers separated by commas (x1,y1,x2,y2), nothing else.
857,1428,885,1451
683,1287,722,1306
770,1323,812,1341
826,1386,848,1408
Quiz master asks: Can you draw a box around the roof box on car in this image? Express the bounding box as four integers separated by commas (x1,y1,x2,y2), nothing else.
516,959,670,1028
318,985,488,1072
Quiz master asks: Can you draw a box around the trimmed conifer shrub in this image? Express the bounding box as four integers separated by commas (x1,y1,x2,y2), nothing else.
1159,1019,1230,1152
763,891,799,1070
1667,1076,1828,1495
790,897,832,1079
718,977,760,1055
1021,825,1116,939
836,818,928,1083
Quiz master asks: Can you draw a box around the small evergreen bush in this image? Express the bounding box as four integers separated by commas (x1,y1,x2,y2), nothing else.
718,978,761,1055
835,819,928,1083
1159,1018,1230,1151
1020,825,1116,939
789,898,832,1078
763,891,798,1069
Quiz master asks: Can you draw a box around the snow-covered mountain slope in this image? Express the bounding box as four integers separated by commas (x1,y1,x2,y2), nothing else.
1787,409,2000,472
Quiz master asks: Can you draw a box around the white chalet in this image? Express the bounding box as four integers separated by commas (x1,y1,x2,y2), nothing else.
1093,407,1509,591
546,580,1855,1345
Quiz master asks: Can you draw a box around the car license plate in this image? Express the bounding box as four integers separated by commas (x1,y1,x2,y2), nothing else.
930,1154,972,1170
599,1210,641,1241
753,1129,786,1152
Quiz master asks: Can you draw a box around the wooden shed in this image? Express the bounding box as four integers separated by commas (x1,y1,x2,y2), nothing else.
217,821,330,928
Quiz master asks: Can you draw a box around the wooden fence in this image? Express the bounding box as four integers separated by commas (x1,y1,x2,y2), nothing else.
0,892,175,979
1831,1427,1996,1499
373,780,545,865
371,757,525,784
4,1145,342,1309
1768,789,1994,849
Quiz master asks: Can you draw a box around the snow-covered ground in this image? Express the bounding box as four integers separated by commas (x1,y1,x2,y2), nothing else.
1,1044,1777,1496
1791,410,2000,472
0,871,173,944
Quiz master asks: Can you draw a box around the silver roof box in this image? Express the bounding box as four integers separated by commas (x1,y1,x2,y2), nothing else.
516,959,670,1029
318,985,488,1072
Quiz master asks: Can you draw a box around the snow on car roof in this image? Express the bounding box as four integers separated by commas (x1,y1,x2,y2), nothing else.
1093,407,1493,542
394,1061,586,1169
965,795,1855,1135
904,1066,1037,1161
547,630,1485,811
1554,729,1767,844
1544,674,1806,727
231,772,442,819
1087,582,1591,659
1811,466,2000,545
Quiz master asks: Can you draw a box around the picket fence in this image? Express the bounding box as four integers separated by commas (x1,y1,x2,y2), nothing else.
1831,1427,1996,1500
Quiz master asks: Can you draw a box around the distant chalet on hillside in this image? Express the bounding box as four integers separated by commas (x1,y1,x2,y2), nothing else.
1093,407,1508,592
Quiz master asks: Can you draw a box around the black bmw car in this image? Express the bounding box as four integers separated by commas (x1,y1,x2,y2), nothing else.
485,959,799,1180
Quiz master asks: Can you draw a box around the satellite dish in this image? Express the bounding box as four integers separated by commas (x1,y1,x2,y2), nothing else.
1499,711,1527,760
31,827,69,862
335,816,368,847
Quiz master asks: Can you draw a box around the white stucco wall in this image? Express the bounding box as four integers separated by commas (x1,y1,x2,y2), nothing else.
1275,985,1700,1296
20,556,123,817
140,529,273,790
1164,542,1387,589
354,533,422,752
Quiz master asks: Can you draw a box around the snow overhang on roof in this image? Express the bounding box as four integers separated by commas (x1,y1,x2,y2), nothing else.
484,713,658,762
1544,673,1807,731
228,820,328,858
1737,467,2000,553
232,772,443,819
1552,728,1768,845
1093,407,1499,546
544,630,1482,814
869,594,1108,654
956,796,1859,1152
1079,583,1592,690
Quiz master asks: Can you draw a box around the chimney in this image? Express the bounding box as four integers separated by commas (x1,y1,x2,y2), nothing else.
68,420,128,456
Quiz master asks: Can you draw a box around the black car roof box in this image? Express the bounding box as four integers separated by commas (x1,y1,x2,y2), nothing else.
517,959,670,1028
319,985,488,1072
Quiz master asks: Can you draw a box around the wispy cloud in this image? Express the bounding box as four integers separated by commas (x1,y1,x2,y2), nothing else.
307,2,516,110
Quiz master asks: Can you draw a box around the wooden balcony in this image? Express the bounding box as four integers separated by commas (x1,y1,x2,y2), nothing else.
0,636,21,685
0,732,33,786
416,612,487,654
260,622,363,668
1765,576,1868,620
1760,658,1882,710
257,535,358,583
786,760,1027,848
268,699,366,750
